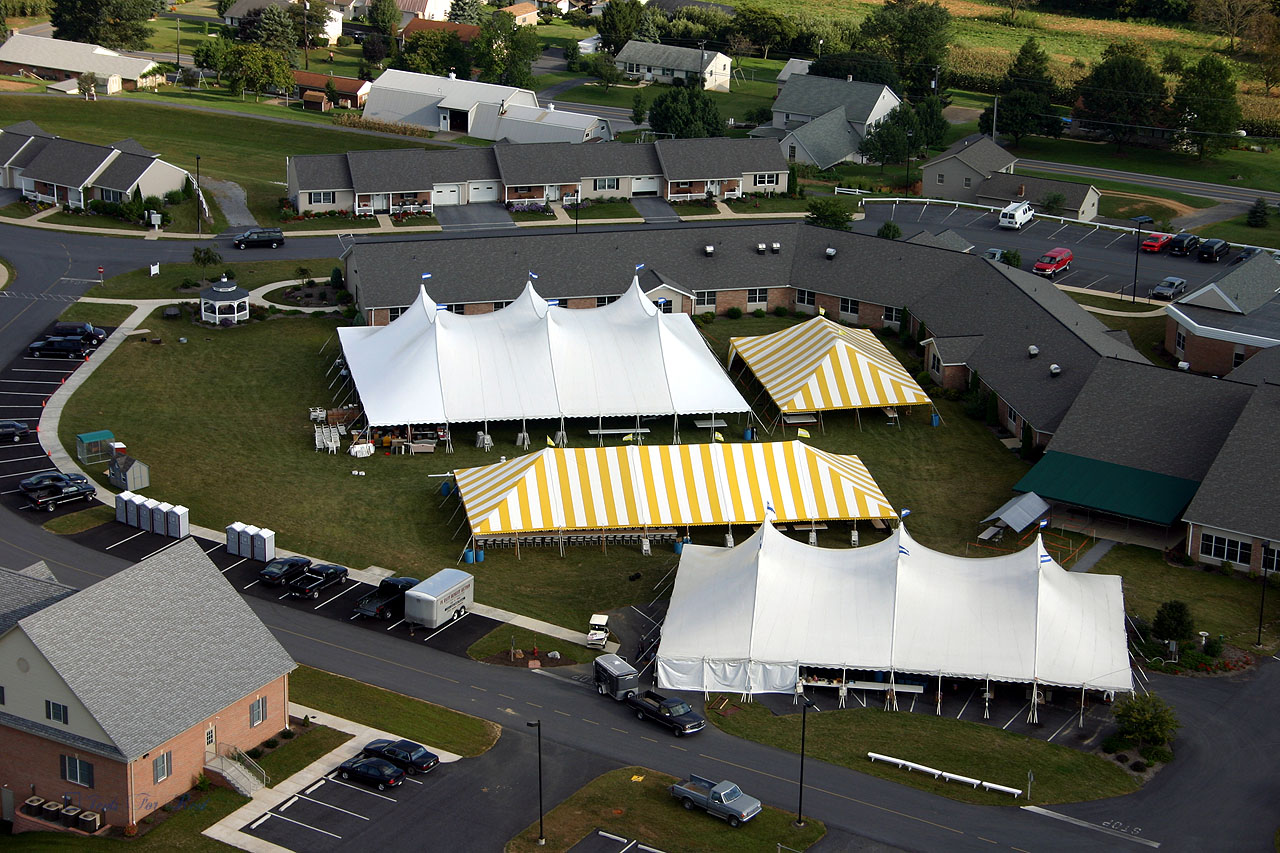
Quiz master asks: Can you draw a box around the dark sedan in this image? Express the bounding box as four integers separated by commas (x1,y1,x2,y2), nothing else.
0,420,30,442
338,756,405,791
1168,233,1200,256
361,739,439,775
288,563,349,599
258,555,312,585
1150,276,1188,300
1230,247,1264,265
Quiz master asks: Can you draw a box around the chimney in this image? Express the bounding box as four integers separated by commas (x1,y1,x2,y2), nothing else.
1049,363,1062,377
1017,183,1026,197
547,103,555,111
846,75,853,82
704,245,715,257
1027,345,1039,358
448,71,456,80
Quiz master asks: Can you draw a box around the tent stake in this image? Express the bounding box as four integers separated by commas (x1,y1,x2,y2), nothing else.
1079,684,1085,728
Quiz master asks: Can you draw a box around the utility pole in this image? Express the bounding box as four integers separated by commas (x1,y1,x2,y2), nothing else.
992,95,998,140
175,18,180,68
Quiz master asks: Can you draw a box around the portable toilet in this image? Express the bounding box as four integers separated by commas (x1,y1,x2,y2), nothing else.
125,494,146,527
166,505,189,538
139,498,161,532
252,528,275,562
115,490,134,524
226,521,246,555
153,502,173,535
239,525,259,558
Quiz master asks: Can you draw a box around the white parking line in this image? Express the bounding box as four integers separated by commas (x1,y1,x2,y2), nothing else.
0,379,63,385
1106,232,1129,247
258,811,342,839
1055,270,1080,284
424,613,469,642
139,541,180,561
1047,713,1076,742
1003,701,1031,730
0,391,47,396
244,579,260,589
294,793,371,818
2,467,55,478
0,405,45,409
9,368,72,373
966,212,988,226
220,557,247,574
105,530,146,550
203,542,222,554
955,687,977,719
1,454,51,463
1048,224,1068,239
403,776,424,785
324,774,399,802
1021,220,1039,232
315,584,360,610
249,814,271,830
279,590,294,600
1083,276,1108,289
386,618,405,631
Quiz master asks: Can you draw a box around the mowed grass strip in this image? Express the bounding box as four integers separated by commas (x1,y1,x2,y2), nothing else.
58,301,138,328
467,625,601,664
707,699,1137,806
255,724,353,782
289,666,498,757
506,766,826,852
42,504,118,535
97,257,339,300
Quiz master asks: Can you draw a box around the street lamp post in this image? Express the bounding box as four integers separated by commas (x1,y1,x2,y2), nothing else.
794,696,816,828
195,155,201,238
526,720,545,846
1258,540,1271,647
304,1,311,70
817,38,823,60
906,130,914,197
1130,215,1153,303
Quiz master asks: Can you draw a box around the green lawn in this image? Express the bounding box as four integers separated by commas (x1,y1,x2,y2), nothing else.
1017,170,1217,211
42,211,146,232
1066,291,1161,314
509,209,556,222
390,214,438,227
144,17,221,60
572,200,640,219
1200,212,1280,248
1091,313,1170,366
1098,195,1182,226
1091,545,1280,649
43,504,118,535
672,202,721,217
531,70,585,93
39,194,227,235
0,200,39,218
506,766,825,853
279,215,381,231
537,18,594,51
289,666,499,756
97,257,339,299
708,699,1137,806
256,724,353,783
726,194,855,215
468,625,600,664
122,85,361,127
58,301,138,327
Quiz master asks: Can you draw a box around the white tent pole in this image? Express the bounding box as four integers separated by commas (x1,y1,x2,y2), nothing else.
984,677,990,720
515,530,520,560
673,413,679,445
1079,684,1085,728
936,673,942,716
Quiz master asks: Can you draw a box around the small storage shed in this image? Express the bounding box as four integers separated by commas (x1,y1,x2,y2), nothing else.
108,454,150,491
76,430,115,466
302,90,331,112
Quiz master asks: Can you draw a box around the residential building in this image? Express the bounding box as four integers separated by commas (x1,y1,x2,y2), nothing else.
0,539,295,835
975,173,1100,222
291,70,371,109
287,137,785,213
0,34,161,93
399,18,480,47
774,57,811,96
1164,253,1280,375
614,41,732,92
503,1,540,25
223,0,342,41
393,0,451,26
537,0,570,12
0,120,53,189
919,134,1016,202
750,74,901,168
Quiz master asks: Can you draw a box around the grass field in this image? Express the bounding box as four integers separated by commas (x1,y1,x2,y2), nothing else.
43,504,118,535
1098,196,1182,225
467,625,601,664
1200,212,1280,248
707,699,1137,806
506,766,825,852
58,301,139,327
0,200,39,218
41,190,228,235
1016,170,1217,211
1066,291,1161,313
1092,313,1170,365
289,666,499,756
256,724,353,783
573,200,640,219
97,257,340,300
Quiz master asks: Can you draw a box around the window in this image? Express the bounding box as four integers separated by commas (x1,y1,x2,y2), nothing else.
936,173,945,185
1175,329,1186,353
626,63,637,73
1233,348,1246,368
46,700,69,725
746,288,767,306
754,173,778,186
1200,532,1251,565
308,191,334,205
153,751,172,784
0,685,4,704
593,177,618,191
653,299,673,313
100,189,123,203
883,306,903,324
796,289,815,307
387,306,406,322
930,353,941,373
444,304,464,314
510,186,533,194
963,176,972,188
662,68,674,77
596,295,619,307
676,182,690,189
839,297,859,316
60,755,93,788
493,301,511,310
1007,405,1021,428
249,696,267,728
1264,544,1279,575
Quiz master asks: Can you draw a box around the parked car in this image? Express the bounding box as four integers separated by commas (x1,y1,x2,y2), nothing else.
337,756,405,791
1149,276,1188,300
50,322,107,345
1168,233,1201,256
353,576,420,620
361,739,439,775
669,775,762,827
288,563,348,598
1230,246,1263,265
982,248,1006,263
1140,233,1173,253
997,201,1033,230
21,471,95,511
20,471,88,495
258,555,312,586
1197,238,1230,262
233,227,284,250
625,690,706,737
28,336,87,359
1032,247,1073,278
0,420,30,441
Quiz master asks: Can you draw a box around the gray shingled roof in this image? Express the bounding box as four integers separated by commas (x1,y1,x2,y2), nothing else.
292,153,353,192
93,151,154,193
930,335,984,364
8,134,51,169
1226,344,1280,385
785,107,858,170
1045,358,1253,481
110,138,158,157
20,138,113,188
976,173,1095,212
3,120,52,138
19,561,57,581
924,133,1015,178
0,566,75,637
1184,382,1280,542
494,141,662,185
18,538,295,760
773,74,891,124
654,137,786,181
905,228,973,253
347,148,433,193
0,121,51,167
615,40,723,73
1202,253,1280,315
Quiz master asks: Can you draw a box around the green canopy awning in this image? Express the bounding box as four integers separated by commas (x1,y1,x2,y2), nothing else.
1014,451,1199,526
76,430,114,443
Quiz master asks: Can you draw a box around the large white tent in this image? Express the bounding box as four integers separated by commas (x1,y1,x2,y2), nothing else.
337,278,750,427
657,522,1132,695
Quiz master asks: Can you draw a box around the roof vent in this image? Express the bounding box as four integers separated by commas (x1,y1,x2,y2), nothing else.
825,246,836,260
770,242,781,254
756,243,767,254
846,75,853,82
1049,363,1061,377
1177,361,1190,371
1027,345,1039,358
704,245,715,257
448,71,457,80
547,103,555,111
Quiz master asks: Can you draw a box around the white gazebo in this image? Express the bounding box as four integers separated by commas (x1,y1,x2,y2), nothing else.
200,276,249,325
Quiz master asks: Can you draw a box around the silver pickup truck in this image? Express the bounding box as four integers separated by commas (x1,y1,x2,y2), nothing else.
669,774,762,827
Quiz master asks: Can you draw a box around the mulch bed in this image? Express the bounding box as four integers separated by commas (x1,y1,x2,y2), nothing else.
481,649,580,668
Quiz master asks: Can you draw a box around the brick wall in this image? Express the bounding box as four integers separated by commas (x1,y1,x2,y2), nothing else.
1188,523,1267,573
940,364,967,390
856,302,885,329
0,725,129,829
814,292,840,318
505,187,545,200
369,307,390,326
1167,319,1270,375
464,302,494,315
565,297,595,309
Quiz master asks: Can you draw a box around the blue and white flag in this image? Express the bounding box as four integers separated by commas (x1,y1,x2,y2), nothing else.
635,263,645,271
547,299,560,306
899,545,911,557
435,303,448,310
421,272,432,280
1040,554,1053,563
1038,518,1049,529
529,271,539,279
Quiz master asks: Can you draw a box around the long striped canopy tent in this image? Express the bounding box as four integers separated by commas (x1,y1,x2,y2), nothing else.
452,439,896,538
727,316,931,429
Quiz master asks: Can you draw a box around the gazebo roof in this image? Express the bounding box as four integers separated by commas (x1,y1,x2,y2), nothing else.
200,279,249,302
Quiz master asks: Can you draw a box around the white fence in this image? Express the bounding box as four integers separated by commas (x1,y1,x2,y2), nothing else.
867,751,1022,797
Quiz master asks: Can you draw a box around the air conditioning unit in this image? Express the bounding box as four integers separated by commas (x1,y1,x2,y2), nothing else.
825,247,836,260
770,242,781,254
704,245,715,256
78,811,102,833
756,243,766,254
1177,361,1190,371
23,797,44,817
1049,363,1062,377
61,805,82,828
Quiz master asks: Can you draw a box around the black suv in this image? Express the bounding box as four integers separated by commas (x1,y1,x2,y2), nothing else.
288,563,349,599
28,336,87,359
258,555,312,585
1167,233,1200,256
50,322,107,346
233,228,284,250
1197,238,1230,262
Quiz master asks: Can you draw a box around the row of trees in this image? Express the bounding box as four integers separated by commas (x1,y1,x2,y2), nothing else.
857,97,950,171
393,11,540,87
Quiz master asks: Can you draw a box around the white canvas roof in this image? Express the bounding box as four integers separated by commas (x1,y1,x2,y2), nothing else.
338,277,750,426
657,522,1132,694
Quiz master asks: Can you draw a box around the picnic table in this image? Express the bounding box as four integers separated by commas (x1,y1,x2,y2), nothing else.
587,427,649,446
782,412,818,425
694,418,727,429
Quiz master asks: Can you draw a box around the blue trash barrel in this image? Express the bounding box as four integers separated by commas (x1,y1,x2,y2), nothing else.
674,541,684,555
462,548,474,564
744,427,754,440
931,413,940,427
440,481,453,496
476,549,485,563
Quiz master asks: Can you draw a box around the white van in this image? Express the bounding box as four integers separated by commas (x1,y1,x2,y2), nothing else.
998,201,1034,230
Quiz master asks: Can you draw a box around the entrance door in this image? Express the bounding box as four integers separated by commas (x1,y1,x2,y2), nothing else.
2,787,14,823
449,109,468,133
707,180,720,197
372,193,389,213
205,723,216,758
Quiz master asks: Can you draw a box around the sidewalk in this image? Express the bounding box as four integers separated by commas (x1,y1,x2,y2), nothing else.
1055,283,1168,317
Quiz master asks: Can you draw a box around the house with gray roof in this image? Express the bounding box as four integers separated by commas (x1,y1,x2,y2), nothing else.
904,228,974,253
1165,253,1280,375
0,34,161,93
976,172,1100,222
749,74,900,168
615,40,731,92
920,134,1016,202
12,129,188,210
0,538,295,835
0,120,53,189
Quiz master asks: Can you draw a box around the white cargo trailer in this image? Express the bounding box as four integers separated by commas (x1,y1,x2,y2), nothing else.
405,569,474,630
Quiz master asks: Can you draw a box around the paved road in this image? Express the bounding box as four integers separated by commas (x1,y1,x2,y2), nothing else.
1019,158,1280,206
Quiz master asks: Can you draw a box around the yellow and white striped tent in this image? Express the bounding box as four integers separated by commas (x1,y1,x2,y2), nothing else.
728,316,931,413
453,440,896,536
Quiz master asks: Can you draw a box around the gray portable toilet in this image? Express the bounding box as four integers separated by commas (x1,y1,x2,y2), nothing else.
154,502,173,536
252,528,275,562
167,505,189,538
126,494,146,527
226,521,246,555
139,499,160,533
115,490,134,524
239,525,259,558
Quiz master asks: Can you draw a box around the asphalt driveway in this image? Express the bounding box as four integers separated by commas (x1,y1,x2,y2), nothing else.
631,197,679,224
434,203,516,232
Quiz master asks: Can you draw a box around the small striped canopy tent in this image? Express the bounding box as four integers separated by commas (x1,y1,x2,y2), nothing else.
727,316,931,413
453,440,896,536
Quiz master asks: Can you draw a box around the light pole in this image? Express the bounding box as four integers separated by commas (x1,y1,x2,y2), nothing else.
817,38,823,60
906,129,914,197
195,155,201,238
1258,540,1271,647
1130,215,1153,303
304,0,311,70
794,696,816,828
526,720,545,846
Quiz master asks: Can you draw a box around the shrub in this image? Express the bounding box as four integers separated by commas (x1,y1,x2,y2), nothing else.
1101,732,1133,754
336,34,352,46
280,728,295,739
1247,197,1269,229
876,221,902,240
164,189,184,205
1139,744,1173,764
773,306,788,317
1129,760,1147,772
752,308,766,318
264,737,279,749
726,306,742,319
1203,635,1224,657
247,747,263,759
700,311,715,323
1113,693,1179,747
1153,600,1195,642
330,266,345,289
1115,753,1129,763
194,773,212,791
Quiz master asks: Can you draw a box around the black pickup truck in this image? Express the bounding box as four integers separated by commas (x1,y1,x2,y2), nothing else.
353,577,419,619
625,690,707,737
21,473,95,512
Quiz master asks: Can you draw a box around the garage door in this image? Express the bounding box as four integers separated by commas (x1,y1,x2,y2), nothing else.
468,182,499,203
434,184,460,206
632,176,660,196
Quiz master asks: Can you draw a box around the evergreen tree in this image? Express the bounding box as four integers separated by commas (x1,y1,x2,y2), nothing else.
978,88,1048,146
1248,196,1270,227
447,0,484,25
631,90,647,126
247,4,298,55
1073,49,1166,149
325,77,340,106
369,0,400,38
875,220,902,239
1002,36,1052,96
597,0,643,54
51,0,151,50
913,96,948,150
648,85,722,138
1171,54,1242,159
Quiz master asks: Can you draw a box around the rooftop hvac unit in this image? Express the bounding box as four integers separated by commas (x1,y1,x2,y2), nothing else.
1049,363,1062,377
704,245,715,256
825,247,836,259
756,243,766,254
78,811,102,833
1028,345,1040,358
770,242,781,254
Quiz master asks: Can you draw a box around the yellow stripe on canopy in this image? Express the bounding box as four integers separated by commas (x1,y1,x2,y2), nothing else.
728,316,931,413
453,440,897,535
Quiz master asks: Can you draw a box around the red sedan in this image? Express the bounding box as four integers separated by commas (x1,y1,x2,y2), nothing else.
1140,233,1173,253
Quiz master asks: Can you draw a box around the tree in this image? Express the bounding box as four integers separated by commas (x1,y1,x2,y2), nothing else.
648,85,722,138
396,29,471,76
1003,37,1052,96
1172,54,1242,158
733,5,797,60
631,90,647,125
979,88,1049,146
1153,600,1195,642
193,36,236,85
1194,0,1268,51
858,103,916,171
1113,693,1180,748
227,43,294,101
1074,51,1167,149
245,4,298,54
913,96,948,150
289,1,330,51
447,0,484,24
1038,191,1066,215
807,198,852,230
51,0,151,50
633,6,663,42
77,71,98,99
325,77,340,107
726,32,755,63
1002,0,1038,14
1249,196,1271,226
586,52,623,90
875,220,902,239
475,12,541,88
858,0,952,97
192,247,223,281
1259,41,1280,95
362,32,388,65
809,51,901,89
216,0,235,15
369,0,400,38
1001,248,1022,269
598,0,643,54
